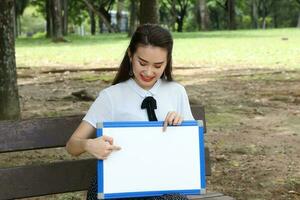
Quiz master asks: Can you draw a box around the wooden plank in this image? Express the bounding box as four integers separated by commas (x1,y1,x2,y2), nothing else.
188,192,235,199
0,159,96,200
0,158,212,200
191,105,206,133
0,115,82,153
205,146,211,176
188,194,235,200
188,192,225,199
0,106,206,153
208,196,235,200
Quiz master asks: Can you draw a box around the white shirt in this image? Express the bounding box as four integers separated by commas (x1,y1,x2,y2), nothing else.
83,78,194,128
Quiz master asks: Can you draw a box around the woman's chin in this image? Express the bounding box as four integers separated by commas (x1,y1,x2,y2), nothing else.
137,78,156,90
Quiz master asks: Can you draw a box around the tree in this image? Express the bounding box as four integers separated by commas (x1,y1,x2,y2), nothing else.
197,0,210,30
39,0,67,40
251,0,259,28
89,8,96,35
45,0,53,37
160,0,192,32
82,0,116,33
140,0,159,24
226,0,236,29
62,0,68,35
52,0,64,41
160,0,176,30
116,0,125,32
67,0,89,33
296,0,300,27
128,0,138,36
258,0,273,29
0,0,21,120
14,0,30,37
175,0,191,32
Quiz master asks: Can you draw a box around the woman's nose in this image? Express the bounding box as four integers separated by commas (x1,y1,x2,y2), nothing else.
144,67,153,76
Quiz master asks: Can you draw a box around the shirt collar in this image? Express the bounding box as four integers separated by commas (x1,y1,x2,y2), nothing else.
127,78,162,98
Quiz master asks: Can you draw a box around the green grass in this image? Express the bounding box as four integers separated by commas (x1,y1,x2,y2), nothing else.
16,28,300,69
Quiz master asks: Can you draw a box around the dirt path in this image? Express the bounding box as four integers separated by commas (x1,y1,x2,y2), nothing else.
3,67,300,200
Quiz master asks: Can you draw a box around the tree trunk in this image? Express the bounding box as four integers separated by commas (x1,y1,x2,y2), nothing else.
17,15,21,36
297,11,300,28
83,0,115,33
251,0,258,29
227,0,236,29
89,9,96,35
262,17,266,29
198,0,209,30
176,5,187,32
0,0,21,120
128,0,138,37
173,0,190,32
116,0,124,32
99,6,112,33
62,0,68,36
46,0,53,38
13,0,18,38
171,0,177,31
99,17,103,33
177,17,184,32
139,0,159,24
52,0,64,41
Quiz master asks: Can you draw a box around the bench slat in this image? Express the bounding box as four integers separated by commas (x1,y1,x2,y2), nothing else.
190,105,207,133
0,106,206,153
188,195,235,200
0,155,211,200
0,115,82,153
205,147,211,176
188,192,234,199
0,159,96,200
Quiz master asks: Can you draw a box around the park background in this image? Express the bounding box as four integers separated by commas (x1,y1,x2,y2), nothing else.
0,0,300,199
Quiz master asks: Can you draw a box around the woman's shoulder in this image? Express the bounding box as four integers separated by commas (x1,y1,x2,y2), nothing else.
161,80,186,92
99,80,129,96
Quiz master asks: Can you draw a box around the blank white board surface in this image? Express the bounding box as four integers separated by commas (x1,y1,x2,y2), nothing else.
96,121,206,199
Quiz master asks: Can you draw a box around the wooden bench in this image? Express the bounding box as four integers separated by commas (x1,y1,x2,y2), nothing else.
0,105,234,200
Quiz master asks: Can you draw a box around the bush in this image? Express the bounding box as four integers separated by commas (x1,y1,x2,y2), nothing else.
241,15,252,29
20,6,45,37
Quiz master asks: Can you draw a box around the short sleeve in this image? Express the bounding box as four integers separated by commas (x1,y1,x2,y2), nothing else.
83,90,113,128
178,86,194,120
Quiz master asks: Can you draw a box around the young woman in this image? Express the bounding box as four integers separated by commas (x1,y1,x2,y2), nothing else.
66,24,194,200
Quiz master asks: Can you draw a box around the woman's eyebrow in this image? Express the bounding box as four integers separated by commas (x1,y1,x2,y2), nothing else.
138,56,164,64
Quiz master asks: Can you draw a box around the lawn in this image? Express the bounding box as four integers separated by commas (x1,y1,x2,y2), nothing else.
16,28,300,69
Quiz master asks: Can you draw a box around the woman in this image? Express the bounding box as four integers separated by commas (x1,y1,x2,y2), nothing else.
66,24,194,200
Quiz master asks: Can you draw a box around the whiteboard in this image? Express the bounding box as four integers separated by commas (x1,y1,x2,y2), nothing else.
96,121,206,199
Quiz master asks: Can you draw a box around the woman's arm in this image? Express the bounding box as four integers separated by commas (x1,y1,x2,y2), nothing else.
66,121,121,159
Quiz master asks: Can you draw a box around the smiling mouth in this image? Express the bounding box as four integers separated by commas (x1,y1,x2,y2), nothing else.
140,74,155,82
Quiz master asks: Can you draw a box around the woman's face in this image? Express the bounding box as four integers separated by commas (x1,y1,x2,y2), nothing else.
130,45,168,90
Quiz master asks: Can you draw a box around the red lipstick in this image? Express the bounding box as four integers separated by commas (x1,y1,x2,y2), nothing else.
140,74,154,82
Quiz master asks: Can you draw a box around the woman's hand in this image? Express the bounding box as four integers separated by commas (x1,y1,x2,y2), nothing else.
163,111,183,132
85,135,121,160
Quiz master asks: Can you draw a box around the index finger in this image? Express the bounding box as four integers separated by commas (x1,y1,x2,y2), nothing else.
102,135,114,145
163,120,168,132
163,111,174,132
107,145,121,151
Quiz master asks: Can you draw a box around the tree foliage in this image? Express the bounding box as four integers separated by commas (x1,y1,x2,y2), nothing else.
15,0,300,36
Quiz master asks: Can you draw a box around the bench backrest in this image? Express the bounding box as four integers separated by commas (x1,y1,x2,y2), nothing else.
0,105,208,199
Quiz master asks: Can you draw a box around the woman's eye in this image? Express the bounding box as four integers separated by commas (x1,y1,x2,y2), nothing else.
154,65,162,69
139,61,146,66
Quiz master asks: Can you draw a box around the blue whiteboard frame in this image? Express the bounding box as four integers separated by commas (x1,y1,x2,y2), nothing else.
96,120,206,199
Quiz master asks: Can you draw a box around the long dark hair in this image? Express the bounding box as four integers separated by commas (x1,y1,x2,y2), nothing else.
112,24,173,85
